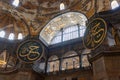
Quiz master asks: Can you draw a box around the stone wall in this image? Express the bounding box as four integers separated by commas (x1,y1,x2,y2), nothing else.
45,69,93,80
0,70,43,80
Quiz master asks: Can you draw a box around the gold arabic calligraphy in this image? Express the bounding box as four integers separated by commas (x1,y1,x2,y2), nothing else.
20,46,40,60
84,19,106,49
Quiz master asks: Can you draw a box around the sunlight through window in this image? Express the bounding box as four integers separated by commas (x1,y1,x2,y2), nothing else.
0,31,5,38
60,3,65,10
12,0,19,7
111,0,119,9
8,33,15,40
18,33,23,40
51,25,86,44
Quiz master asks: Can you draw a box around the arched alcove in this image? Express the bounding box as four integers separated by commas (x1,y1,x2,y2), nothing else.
47,55,59,72
40,12,87,45
61,51,79,70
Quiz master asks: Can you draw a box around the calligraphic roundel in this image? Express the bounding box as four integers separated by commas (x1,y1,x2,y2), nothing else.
17,40,44,63
83,18,107,50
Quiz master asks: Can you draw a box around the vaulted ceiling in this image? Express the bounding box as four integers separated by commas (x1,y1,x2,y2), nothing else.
0,0,120,74
0,0,116,40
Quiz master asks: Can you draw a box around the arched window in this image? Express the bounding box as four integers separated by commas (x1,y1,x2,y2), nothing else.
60,3,65,10
111,0,119,9
18,33,23,40
51,25,86,44
61,51,79,70
40,12,87,45
63,25,79,41
47,55,59,72
12,0,19,7
51,31,62,44
0,31,5,38
8,33,15,40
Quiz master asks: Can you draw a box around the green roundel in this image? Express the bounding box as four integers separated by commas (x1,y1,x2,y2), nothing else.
17,40,44,63
83,18,107,50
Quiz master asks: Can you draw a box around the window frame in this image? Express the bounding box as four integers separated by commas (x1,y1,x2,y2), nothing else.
51,24,86,44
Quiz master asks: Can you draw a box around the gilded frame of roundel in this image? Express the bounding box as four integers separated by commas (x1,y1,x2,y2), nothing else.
83,18,107,50
17,40,44,63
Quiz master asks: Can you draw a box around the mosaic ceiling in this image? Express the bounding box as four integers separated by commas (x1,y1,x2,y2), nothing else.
0,0,114,40
0,0,119,73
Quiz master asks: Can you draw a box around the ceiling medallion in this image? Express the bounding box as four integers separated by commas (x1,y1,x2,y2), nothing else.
83,18,107,50
17,40,44,63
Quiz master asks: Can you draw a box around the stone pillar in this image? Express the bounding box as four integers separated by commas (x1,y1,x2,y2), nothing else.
59,58,62,71
90,51,120,80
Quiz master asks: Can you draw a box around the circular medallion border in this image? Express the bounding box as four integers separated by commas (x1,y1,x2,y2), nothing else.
83,18,107,50
17,40,44,63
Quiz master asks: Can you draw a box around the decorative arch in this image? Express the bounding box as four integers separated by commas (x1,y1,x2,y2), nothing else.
0,12,29,40
40,12,87,45
62,51,78,57
61,51,79,70
47,55,59,72
48,55,59,61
